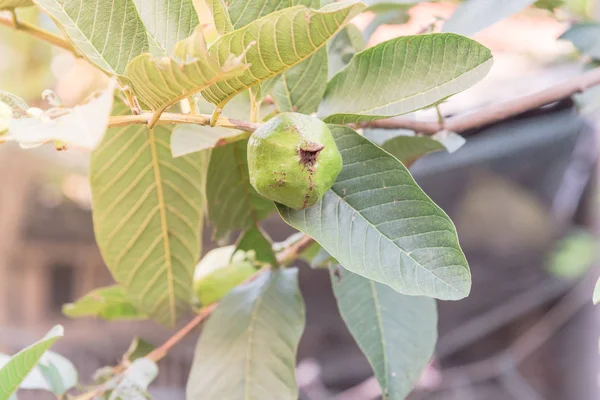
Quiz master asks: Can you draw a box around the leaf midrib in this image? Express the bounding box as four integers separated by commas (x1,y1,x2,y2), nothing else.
244,277,270,400
369,279,388,390
148,127,176,326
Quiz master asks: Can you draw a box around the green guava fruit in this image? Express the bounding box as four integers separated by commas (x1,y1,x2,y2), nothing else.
247,112,343,210
193,246,259,306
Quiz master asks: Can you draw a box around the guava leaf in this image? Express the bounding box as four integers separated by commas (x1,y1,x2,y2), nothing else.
201,1,367,108
560,22,600,60
62,285,147,321
132,0,199,55
187,268,305,400
34,0,149,76
90,99,208,326
327,23,365,78
0,326,63,400
205,0,233,35
125,32,249,115
0,0,32,9
278,126,471,300
272,47,328,114
318,33,492,123
331,267,437,399
206,140,273,240
235,226,277,266
442,0,536,36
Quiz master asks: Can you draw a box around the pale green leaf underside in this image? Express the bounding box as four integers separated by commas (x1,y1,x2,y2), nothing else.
34,0,149,76
187,269,305,400
206,140,273,240
273,47,328,114
0,0,32,9
278,126,471,300
318,33,493,124
63,285,147,321
201,0,366,107
331,267,437,399
90,100,207,326
0,325,63,400
132,0,198,55
327,23,365,79
442,0,536,36
560,22,600,60
125,52,248,113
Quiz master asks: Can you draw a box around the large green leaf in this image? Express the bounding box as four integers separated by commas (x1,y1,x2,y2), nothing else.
272,47,328,114
187,268,305,400
132,0,199,55
34,0,149,76
125,30,249,115
90,100,208,326
442,0,536,36
62,285,147,321
201,1,366,108
278,126,471,300
206,140,273,240
0,326,63,400
560,22,600,60
0,0,32,10
318,33,492,123
331,267,437,399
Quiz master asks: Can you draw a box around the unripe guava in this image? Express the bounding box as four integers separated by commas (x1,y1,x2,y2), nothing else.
193,246,259,306
247,113,342,210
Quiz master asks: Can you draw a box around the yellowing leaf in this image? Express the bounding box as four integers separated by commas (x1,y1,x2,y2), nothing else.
125,33,249,116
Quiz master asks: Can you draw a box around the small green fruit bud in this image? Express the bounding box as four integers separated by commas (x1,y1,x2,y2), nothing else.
247,112,342,210
193,246,258,306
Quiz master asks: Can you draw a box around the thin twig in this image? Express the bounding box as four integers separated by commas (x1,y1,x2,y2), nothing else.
108,112,259,133
367,66,600,135
145,303,217,363
277,235,315,266
0,13,76,54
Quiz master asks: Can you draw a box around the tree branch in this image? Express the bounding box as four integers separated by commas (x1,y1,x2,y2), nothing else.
0,13,76,54
145,303,217,363
108,112,260,133
366,66,600,135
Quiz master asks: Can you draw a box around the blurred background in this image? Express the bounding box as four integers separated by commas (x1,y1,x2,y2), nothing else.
2,1,600,399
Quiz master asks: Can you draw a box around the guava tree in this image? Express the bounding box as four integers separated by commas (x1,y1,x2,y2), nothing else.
0,0,599,399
